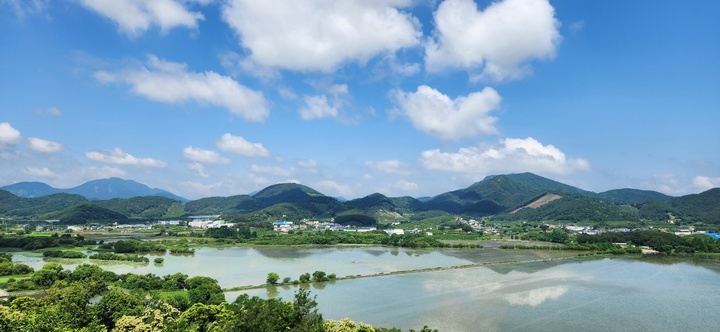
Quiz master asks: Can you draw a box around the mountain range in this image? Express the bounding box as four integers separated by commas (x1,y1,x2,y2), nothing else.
0,173,717,225
1,178,187,202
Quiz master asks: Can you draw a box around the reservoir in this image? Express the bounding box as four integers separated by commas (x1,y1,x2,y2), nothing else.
11,245,720,331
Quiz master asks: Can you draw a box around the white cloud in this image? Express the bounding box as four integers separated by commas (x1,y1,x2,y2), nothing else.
28,137,63,153
96,55,269,122
2,0,48,20
250,164,293,177
78,0,204,37
394,85,501,140
0,122,22,147
85,147,167,168
505,286,568,306
183,146,229,164
216,133,269,157
299,95,339,120
187,162,209,178
35,107,62,117
222,0,421,72
393,179,418,191
313,179,353,197
365,160,411,175
693,176,720,191
297,159,317,168
425,0,561,82
23,167,56,178
420,137,590,177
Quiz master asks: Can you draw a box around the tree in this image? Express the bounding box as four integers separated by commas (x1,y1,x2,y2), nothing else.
186,276,224,305
92,288,142,330
312,270,327,282
299,272,311,283
550,228,569,243
31,262,65,288
267,272,280,285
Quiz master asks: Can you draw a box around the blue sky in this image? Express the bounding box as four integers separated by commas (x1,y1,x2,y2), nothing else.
1,0,718,200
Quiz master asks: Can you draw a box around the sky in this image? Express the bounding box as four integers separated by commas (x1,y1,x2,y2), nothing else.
0,0,718,200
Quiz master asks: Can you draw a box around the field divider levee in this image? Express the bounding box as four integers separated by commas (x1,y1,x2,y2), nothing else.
222,255,578,292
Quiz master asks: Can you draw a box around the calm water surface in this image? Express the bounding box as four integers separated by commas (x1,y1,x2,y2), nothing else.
233,258,720,331
10,246,720,331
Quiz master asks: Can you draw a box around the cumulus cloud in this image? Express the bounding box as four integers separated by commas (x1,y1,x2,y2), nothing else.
187,162,209,178
299,95,340,120
420,137,590,177
28,137,63,153
183,146,229,164
394,85,501,140
313,179,353,197
693,176,720,191
0,122,22,147
216,133,269,157
394,179,418,191
365,160,411,175
221,0,421,71
85,147,167,168
95,55,268,122
425,0,561,82
78,0,205,37
23,167,56,178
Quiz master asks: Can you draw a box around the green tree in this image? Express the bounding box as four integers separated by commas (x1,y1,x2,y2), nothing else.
299,272,311,283
312,270,327,282
31,262,66,288
186,276,224,305
267,271,280,285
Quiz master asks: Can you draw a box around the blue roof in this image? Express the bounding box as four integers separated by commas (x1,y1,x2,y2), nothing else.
706,232,720,240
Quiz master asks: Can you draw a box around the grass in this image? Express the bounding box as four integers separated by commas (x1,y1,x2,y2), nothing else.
0,273,33,283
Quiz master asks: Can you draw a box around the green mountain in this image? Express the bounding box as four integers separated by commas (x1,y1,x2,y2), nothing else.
668,188,720,223
184,195,259,215
0,190,87,217
1,173,718,225
497,194,640,222
1,178,187,202
0,181,59,197
252,183,326,207
599,188,672,204
47,202,129,224
344,193,423,214
93,196,185,219
422,173,594,215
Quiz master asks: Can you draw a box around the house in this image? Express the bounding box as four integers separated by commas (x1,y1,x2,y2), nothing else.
0,289,8,301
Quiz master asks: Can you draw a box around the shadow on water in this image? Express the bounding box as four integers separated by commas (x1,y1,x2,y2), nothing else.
253,247,314,259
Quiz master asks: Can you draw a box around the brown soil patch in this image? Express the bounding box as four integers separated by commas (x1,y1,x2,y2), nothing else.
510,194,562,214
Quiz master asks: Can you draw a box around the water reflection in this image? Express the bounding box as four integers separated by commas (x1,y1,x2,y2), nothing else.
504,285,568,306
253,247,315,259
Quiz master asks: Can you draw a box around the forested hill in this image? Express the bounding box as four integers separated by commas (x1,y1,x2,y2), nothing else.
1,178,187,202
1,173,718,225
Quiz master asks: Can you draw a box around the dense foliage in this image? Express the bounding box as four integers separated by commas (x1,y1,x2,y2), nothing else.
93,196,184,219
0,233,91,250
0,262,432,332
576,230,720,253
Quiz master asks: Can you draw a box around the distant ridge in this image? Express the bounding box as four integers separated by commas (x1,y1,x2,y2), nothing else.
1,178,187,202
2,172,717,225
